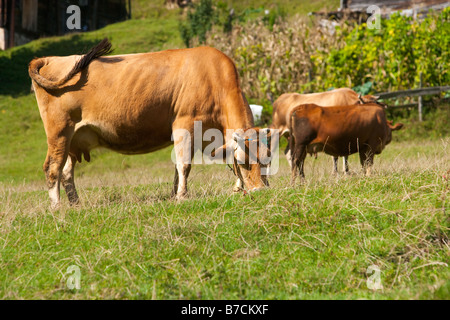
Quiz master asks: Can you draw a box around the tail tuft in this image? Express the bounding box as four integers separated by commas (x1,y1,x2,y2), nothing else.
75,38,113,71
29,38,113,90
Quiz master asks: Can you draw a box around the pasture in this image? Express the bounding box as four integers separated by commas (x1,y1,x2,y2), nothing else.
0,128,448,298
0,0,448,301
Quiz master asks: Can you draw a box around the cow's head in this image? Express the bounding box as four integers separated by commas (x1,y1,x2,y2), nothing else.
358,94,379,103
358,94,388,108
212,128,275,192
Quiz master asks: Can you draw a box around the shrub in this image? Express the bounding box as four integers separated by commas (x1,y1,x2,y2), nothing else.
189,7,449,127
316,9,450,92
179,0,216,47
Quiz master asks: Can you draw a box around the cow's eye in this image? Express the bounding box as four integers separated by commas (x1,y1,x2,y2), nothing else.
261,137,268,146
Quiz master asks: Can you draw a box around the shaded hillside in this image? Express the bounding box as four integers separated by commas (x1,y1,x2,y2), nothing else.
0,19,182,96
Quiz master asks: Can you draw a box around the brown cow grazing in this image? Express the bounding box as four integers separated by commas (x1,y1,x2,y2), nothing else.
289,103,403,183
29,39,270,208
271,88,380,173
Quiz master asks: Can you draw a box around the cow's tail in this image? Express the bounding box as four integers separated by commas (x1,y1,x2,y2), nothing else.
28,38,113,90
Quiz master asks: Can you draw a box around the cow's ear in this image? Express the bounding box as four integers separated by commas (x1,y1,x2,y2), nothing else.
389,122,404,131
362,94,380,103
210,140,236,161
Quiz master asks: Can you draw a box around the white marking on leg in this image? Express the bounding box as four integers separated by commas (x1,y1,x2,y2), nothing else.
285,148,292,169
343,156,349,174
62,156,79,204
176,164,186,193
62,157,73,181
233,178,244,192
49,183,60,209
176,163,188,199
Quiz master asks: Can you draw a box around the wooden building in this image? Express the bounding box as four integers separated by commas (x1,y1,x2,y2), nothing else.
341,0,449,13
312,0,449,21
0,0,130,50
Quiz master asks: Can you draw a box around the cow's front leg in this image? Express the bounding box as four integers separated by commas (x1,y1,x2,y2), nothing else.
359,148,374,176
332,156,339,174
233,178,244,192
174,162,191,200
171,126,193,200
171,166,179,198
61,154,79,205
343,156,349,174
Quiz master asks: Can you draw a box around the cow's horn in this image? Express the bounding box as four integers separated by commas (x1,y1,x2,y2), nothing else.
358,94,365,104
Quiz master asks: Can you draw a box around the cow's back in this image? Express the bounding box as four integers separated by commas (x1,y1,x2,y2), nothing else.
32,46,254,157
272,88,360,135
290,103,388,157
37,47,248,123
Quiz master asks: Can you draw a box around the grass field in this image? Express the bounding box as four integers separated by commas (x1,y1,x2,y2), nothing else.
0,137,448,299
0,0,448,300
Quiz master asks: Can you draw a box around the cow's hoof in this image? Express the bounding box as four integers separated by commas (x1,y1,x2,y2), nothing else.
50,202,61,211
175,193,188,201
68,199,81,207
233,186,243,192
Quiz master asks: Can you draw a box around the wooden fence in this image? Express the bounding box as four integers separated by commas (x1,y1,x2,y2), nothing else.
376,75,450,121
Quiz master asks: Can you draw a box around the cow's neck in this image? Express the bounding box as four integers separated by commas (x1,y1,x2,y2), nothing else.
223,106,255,132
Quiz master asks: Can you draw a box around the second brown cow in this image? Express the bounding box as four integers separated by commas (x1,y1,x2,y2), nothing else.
289,103,403,183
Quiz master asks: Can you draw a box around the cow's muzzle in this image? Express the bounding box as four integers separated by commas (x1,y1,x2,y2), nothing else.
248,186,264,193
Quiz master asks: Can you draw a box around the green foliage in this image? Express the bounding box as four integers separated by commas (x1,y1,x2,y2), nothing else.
179,0,217,47
389,104,450,140
314,8,450,92
262,5,287,31
207,8,448,112
352,81,373,95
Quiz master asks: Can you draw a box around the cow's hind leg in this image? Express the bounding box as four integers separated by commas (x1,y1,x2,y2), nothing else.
61,154,79,205
43,130,73,209
284,144,293,169
290,134,307,185
292,145,307,184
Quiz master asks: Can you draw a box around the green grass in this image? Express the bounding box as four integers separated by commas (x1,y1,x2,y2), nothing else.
0,139,448,299
0,0,448,300
220,0,339,16
130,0,340,19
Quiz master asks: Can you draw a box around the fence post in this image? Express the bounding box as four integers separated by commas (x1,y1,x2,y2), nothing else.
418,72,423,122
